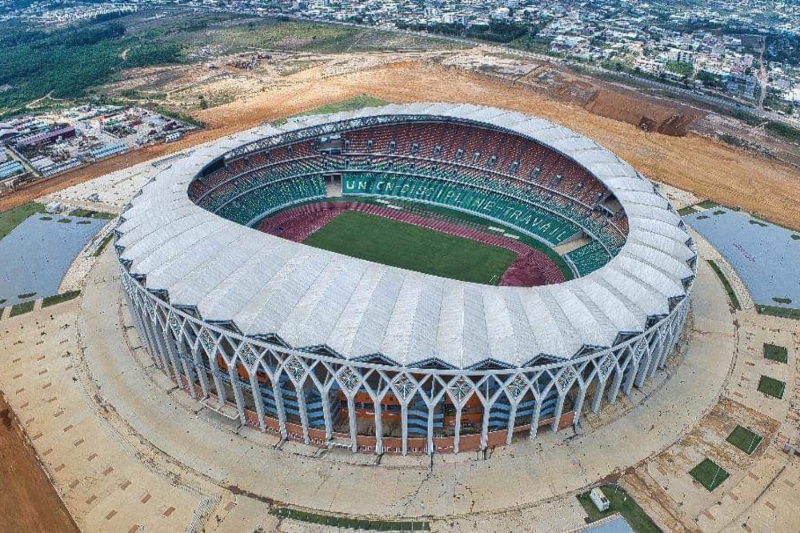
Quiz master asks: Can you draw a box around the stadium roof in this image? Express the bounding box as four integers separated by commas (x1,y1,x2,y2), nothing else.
117,103,695,369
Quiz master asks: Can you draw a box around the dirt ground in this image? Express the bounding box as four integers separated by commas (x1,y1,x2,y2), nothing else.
3,58,798,229
0,392,79,533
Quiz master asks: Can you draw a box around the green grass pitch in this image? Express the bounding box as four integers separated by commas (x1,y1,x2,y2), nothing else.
689,458,730,491
757,375,786,399
303,211,518,284
726,425,762,455
763,343,788,364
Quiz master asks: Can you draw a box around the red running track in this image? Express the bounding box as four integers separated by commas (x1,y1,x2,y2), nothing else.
256,202,565,287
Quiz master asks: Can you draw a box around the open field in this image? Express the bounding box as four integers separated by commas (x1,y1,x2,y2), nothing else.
304,211,517,284
3,54,800,231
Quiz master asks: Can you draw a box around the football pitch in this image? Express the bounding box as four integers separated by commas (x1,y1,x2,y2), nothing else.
303,211,517,284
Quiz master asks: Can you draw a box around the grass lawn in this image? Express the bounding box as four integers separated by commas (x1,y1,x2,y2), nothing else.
364,197,575,280
270,507,429,531
757,305,800,320
93,232,115,257
757,375,786,399
0,202,47,241
274,95,389,125
304,211,517,284
708,260,741,310
42,291,81,308
68,208,116,220
576,486,662,533
764,343,788,364
689,458,730,491
9,300,35,318
726,425,763,455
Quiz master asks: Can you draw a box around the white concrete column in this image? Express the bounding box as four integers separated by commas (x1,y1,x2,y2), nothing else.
347,396,358,453
572,385,587,426
137,310,163,369
635,350,652,388
295,384,310,444
190,342,211,398
270,376,288,439
528,399,542,440
226,365,247,425
206,350,228,407
505,403,518,445
453,406,462,454
157,320,184,382
322,388,334,440
550,392,567,432
623,360,638,396
248,372,267,431
592,378,607,413
426,400,436,455
648,337,663,379
607,367,625,404
480,401,490,450
374,398,383,455
400,405,409,456
143,316,171,376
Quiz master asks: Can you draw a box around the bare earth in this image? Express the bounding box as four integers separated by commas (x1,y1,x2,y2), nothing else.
0,393,79,533
2,57,799,230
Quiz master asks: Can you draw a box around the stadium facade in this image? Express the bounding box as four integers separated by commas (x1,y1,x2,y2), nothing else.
115,103,696,455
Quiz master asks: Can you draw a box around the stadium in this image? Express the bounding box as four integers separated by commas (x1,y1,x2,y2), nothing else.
115,103,696,455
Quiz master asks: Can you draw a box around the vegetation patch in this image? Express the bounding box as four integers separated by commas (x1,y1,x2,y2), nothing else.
42,291,81,308
93,232,115,257
665,60,694,77
765,120,800,145
576,485,662,533
0,202,47,241
68,208,116,220
9,300,35,317
273,95,390,125
757,305,800,320
677,206,697,216
757,375,785,399
726,425,763,455
764,343,789,364
304,211,517,285
708,260,741,310
696,200,719,209
269,507,430,531
689,458,730,491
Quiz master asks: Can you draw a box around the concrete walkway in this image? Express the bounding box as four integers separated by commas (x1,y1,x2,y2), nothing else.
76,246,736,520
